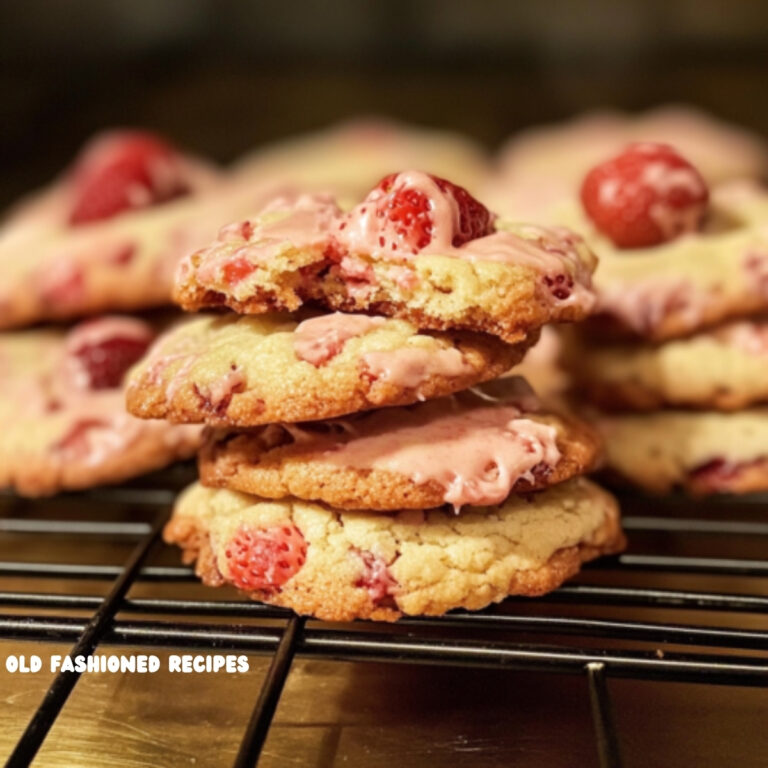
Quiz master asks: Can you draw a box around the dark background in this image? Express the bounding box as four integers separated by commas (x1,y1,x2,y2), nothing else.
2,0,767,206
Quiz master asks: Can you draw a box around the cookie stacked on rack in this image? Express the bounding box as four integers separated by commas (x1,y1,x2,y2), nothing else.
127,171,625,621
555,143,768,495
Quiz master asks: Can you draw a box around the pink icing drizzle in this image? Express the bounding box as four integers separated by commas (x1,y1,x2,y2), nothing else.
596,277,704,335
362,347,472,390
293,313,385,366
280,380,561,510
194,172,596,313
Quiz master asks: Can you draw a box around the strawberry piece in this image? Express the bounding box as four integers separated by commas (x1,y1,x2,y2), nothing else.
580,143,709,249
225,523,307,592
68,319,154,390
69,131,190,225
365,172,494,253
355,550,398,604
222,254,256,285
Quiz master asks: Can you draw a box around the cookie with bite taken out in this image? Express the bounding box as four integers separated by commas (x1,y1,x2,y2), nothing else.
173,171,599,344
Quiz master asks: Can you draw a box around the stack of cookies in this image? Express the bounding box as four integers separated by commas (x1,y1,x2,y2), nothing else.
550,142,768,495
127,170,625,621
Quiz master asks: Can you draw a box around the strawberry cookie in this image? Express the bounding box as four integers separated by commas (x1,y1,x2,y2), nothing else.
0,316,200,496
126,312,531,426
0,130,282,329
173,172,598,344
164,476,624,621
488,106,768,222
551,144,768,341
199,377,601,511
566,319,768,411
597,409,768,495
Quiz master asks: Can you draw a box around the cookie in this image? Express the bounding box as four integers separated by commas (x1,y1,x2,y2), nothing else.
164,477,624,621
173,172,598,344
0,317,200,496
597,408,768,495
199,377,601,511
0,131,282,329
496,146,768,342
566,319,768,411
487,106,768,221
233,118,490,200
126,311,532,427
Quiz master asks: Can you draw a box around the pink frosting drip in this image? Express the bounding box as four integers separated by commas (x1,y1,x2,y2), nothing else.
362,346,473,390
279,380,561,510
293,313,385,366
199,172,595,313
201,367,246,408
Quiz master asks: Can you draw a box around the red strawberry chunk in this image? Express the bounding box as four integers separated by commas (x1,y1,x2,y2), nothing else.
355,550,398,604
362,171,494,254
69,130,191,225
225,523,307,592
222,254,256,285
67,319,154,390
580,142,709,249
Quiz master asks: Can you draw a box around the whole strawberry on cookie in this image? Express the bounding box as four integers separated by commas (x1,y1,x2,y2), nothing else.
174,171,598,344
571,143,768,341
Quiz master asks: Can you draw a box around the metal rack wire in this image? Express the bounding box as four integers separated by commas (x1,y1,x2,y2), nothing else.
0,482,767,768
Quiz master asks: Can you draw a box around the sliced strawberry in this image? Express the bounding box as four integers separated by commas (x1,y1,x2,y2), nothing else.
580,143,709,249
69,130,191,225
67,318,154,390
359,171,494,254
225,523,307,592
355,550,398,604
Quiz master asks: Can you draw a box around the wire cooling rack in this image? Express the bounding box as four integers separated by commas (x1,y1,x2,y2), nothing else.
0,471,767,768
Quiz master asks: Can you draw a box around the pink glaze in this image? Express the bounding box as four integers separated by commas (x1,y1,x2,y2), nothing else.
713,321,768,354
38,261,85,308
202,367,246,408
197,193,342,284
596,278,705,335
631,154,709,240
293,313,385,366
194,172,596,313
743,250,768,299
362,346,472,390
279,381,560,510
